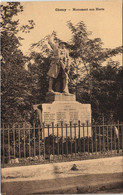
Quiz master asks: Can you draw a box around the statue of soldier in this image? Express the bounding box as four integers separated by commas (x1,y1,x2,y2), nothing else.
47,34,70,94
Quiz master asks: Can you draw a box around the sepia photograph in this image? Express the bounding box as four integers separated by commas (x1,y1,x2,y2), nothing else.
1,0,123,194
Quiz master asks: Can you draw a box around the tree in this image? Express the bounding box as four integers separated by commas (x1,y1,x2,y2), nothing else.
27,51,51,104
1,2,35,123
66,21,122,91
66,21,122,122
78,60,123,123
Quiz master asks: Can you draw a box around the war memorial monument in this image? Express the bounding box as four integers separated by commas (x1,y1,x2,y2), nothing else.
33,34,91,137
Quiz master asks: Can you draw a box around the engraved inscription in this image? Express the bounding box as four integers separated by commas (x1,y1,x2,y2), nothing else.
70,112,78,123
42,102,91,125
57,112,67,123
44,112,55,123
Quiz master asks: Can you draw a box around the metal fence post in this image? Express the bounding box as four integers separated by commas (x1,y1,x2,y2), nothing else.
28,124,31,158
99,125,101,152
42,123,45,160
61,121,64,159
18,125,21,158
52,122,55,160
117,120,120,153
95,124,97,154
57,124,59,156
48,124,50,160
70,121,72,158
107,125,109,151
78,121,81,153
2,124,5,168
87,121,89,153
91,123,93,154
103,122,105,153
113,124,116,151
13,124,16,159
66,124,68,156
33,122,36,157
23,123,26,158
74,123,77,156
38,124,40,159
83,123,85,154
8,124,10,162
121,123,123,153
110,124,113,153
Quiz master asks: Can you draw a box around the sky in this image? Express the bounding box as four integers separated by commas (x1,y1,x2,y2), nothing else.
17,0,122,63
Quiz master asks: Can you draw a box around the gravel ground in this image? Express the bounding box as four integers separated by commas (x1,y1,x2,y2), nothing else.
1,156,123,195
2,156,123,182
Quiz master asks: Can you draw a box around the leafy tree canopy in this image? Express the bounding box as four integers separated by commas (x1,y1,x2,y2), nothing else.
1,2,35,123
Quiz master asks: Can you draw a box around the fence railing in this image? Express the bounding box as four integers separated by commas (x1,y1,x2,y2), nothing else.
1,121,123,167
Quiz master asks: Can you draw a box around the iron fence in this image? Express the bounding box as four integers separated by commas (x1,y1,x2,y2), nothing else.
1,121,123,167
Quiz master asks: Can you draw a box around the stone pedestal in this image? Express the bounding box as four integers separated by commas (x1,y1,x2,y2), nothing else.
45,92,76,102
33,93,92,138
